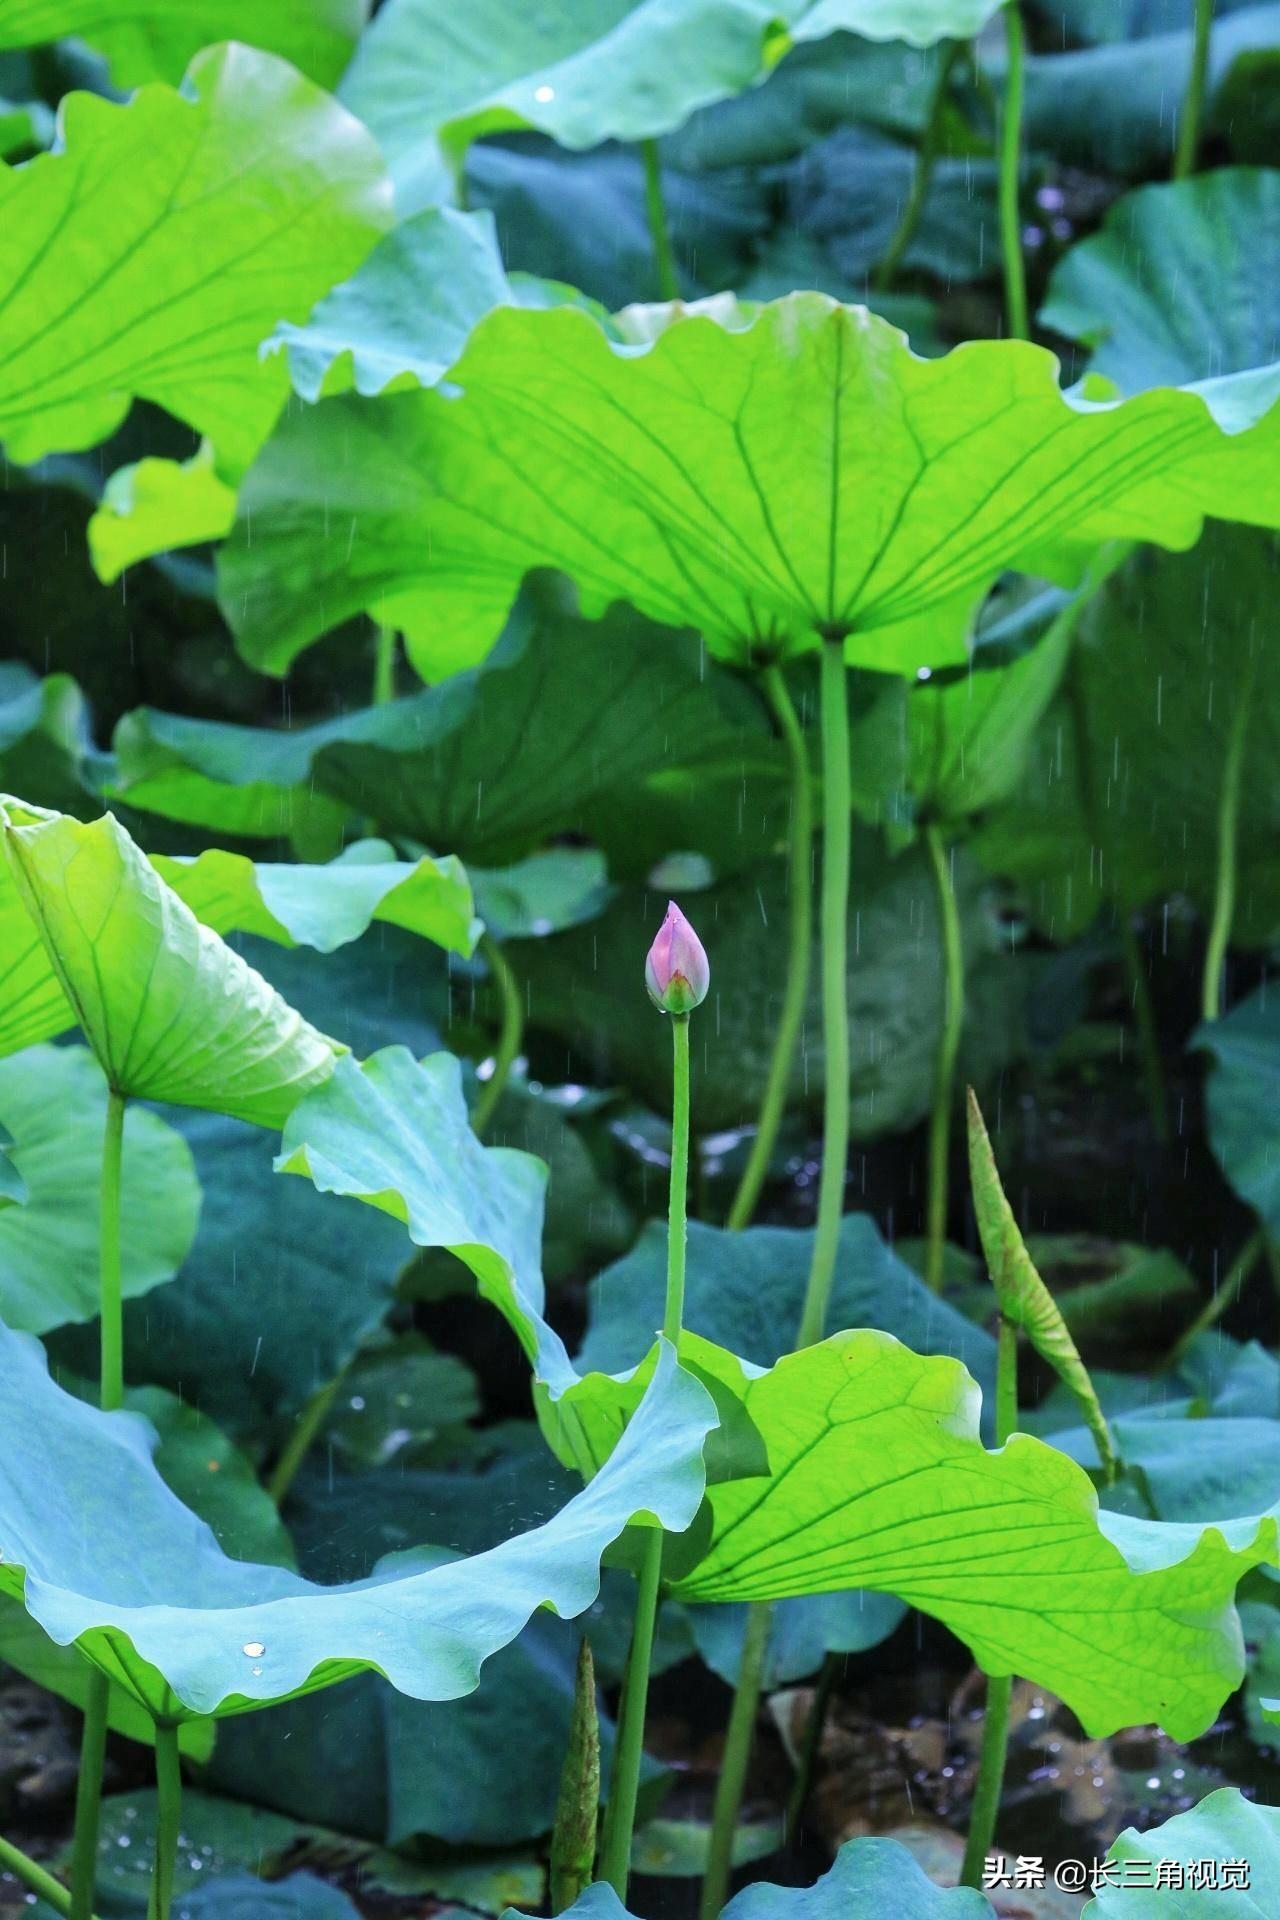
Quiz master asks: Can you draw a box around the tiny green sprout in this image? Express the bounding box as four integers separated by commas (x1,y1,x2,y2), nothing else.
645,900,709,1015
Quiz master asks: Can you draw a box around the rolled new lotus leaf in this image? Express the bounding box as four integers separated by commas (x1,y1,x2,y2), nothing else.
966,1087,1118,1481
0,1324,715,1722
0,799,340,1127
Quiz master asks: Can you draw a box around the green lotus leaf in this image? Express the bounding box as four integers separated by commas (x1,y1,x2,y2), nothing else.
0,1043,199,1334
670,1329,1280,1741
150,839,480,960
179,1873,362,1918
108,707,349,851
1041,168,1280,392
0,43,391,470
0,1,367,87
1082,1787,1280,1914
471,850,613,943
221,294,1280,680
0,662,99,814
1197,986,1280,1235
540,1834,994,1920
340,0,1006,214
0,801,341,1125
973,526,1280,942
276,1046,571,1392
269,205,515,403
113,594,775,863
88,443,238,585
0,1321,715,1721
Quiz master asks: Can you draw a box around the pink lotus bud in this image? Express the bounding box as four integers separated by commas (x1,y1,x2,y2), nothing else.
645,901,709,1015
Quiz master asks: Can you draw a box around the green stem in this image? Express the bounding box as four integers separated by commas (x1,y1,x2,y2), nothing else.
472,933,523,1138
99,1089,125,1414
872,40,962,292
797,639,852,1349
1202,656,1256,1024
146,1726,182,1920
923,824,965,1293
997,3,1028,340
599,1015,690,1897
1160,1226,1265,1372
267,1363,350,1508
0,1832,90,1917
699,1602,772,1920
69,1089,127,1920
372,623,397,706
959,1315,1018,1888
727,667,813,1232
1119,916,1171,1146
641,137,680,302
1173,0,1215,179
785,1650,839,1835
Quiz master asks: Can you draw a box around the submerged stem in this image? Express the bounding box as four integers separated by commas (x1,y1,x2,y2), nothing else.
959,1315,1018,1887
1161,1226,1266,1372
1173,0,1215,179
371,623,397,706
599,1015,690,1897
472,933,523,1137
1119,915,1171,1145
997,3,1028,340
641,137,680,302
146,1726,182,1920
872,40,962,292
797,640,852,1349
727,667,813,1231
1202,657,1256,1024
70,1088,127,1920
699,1602,772,1920
267,1363,350,1508
923,824,965,1292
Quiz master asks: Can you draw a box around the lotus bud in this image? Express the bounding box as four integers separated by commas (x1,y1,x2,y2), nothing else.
645,901,709,1015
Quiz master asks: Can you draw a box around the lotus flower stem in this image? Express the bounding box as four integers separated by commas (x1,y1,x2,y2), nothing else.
267,1363,351,1508
147,1725,182,1920
473,932,523,1136
641,138,680,302
0,1831,97,1917
1118,916,1170,1145
872,39,963,292
1202,653,1256,1024
923,824,965,1292
959,1314,1018,1888
797,637,851,1348
601,939,699,1895
997,3,1028,340
69,1087,126,1920
727,666,813,1231
1173,0,1214,179
1160,1225,1266,1373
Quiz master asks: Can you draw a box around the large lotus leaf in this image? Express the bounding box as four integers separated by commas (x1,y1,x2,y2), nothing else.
220,293,1280,680
541,1836,993,1920
114,596,776,864
506,836,1017,1136
0,1322,714,1720
0,1043,199,1334
1048,1411,1280,1527
670,1329,1280,1741
973,527,1280,941
1034,0,1260,43
1197,987,1280,1235
269,205,515,404
340,0,1005,213
150,840,479,960
1021,5,1280,177
1083,1787,1280,1914
688,1589,906,1687
0,2,367,86
0,802,340,1125
0,44,391,470
578,1215,995,1402
276,1047,572,1390
1041,169,1280,393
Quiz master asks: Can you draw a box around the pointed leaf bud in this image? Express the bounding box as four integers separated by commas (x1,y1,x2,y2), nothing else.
645,901,709,1015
